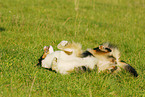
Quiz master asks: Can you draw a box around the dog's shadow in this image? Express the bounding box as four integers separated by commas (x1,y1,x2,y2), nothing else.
0,27,5,32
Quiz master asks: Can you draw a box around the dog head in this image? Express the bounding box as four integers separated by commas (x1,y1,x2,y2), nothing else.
36,45,54,67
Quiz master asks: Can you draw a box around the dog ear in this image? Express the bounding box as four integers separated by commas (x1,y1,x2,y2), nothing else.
43,46,49,53
48,45,54,54
42,46,51,59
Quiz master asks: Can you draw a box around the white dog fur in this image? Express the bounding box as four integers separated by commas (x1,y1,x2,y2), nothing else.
41,40,98,74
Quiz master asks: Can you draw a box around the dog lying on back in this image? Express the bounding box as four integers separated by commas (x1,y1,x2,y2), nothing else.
37,41,138,77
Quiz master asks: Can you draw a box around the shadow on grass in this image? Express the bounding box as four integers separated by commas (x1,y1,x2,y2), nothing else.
0,27,5,32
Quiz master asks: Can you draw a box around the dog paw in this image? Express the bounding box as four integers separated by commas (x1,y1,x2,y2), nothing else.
57,40,69,49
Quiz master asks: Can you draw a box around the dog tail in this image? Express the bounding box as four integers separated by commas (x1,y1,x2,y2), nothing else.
117,61,138,77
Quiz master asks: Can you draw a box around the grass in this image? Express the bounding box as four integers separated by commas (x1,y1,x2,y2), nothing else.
0,0,145,96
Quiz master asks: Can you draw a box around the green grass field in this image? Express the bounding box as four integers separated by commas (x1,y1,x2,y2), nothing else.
0,0,145,96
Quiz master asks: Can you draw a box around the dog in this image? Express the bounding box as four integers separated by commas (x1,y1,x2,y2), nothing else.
37,41,138,77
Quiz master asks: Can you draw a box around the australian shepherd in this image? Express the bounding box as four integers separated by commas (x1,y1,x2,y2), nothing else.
37,41,138,77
